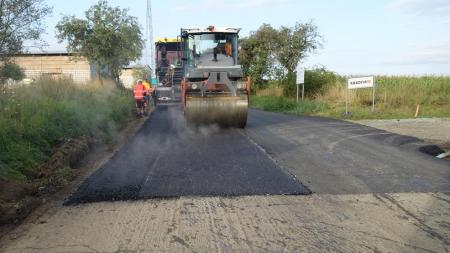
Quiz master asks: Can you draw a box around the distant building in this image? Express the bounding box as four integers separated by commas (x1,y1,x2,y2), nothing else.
10,51,144,87
11,51,96,84
120,65,151,89
120,66,137,89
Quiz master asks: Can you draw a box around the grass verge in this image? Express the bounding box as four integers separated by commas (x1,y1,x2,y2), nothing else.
0,78,134,182
252,74,450,120
251,95,450,120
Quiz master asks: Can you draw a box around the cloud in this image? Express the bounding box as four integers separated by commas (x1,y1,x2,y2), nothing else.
387,0,450,18
173,0,292,12
384,41,450,65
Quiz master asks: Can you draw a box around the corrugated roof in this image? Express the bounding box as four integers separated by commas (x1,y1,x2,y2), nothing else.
13,50,72,56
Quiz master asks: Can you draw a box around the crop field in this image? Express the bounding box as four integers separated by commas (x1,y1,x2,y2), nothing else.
252,72,450,120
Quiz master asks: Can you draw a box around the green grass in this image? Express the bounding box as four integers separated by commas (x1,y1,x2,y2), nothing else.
252,75,450,120
250,96,331,117
0,78,134,181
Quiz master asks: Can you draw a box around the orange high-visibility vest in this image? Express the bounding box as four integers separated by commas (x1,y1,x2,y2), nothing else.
133,84,146,99
143,81,151,92
225,42,232,56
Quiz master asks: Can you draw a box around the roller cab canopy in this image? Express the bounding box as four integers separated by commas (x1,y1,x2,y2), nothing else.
181,27,241,68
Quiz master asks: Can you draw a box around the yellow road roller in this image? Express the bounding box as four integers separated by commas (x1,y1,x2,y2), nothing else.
180,26,250,128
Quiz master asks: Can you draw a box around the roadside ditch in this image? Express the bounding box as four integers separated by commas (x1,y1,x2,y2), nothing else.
0,111,151,238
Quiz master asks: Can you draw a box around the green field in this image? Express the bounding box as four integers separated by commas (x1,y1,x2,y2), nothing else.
252,72,450,120
0,78,134,181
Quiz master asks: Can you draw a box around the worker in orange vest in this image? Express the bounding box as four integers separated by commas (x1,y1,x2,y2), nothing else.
147,78,157,106
143,79,151,109
133,80,147,117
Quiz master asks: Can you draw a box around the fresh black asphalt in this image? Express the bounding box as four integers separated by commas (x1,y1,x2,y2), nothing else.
66,106,309,204
66,106,450,205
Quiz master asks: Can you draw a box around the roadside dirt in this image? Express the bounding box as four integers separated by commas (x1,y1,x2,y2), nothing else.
1,193,449,252
354,118,450,161
0,111,150,240
353,118,450,149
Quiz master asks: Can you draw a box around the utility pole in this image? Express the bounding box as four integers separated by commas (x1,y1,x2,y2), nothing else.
146,0,155,77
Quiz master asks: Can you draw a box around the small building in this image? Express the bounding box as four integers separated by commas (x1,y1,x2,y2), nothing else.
11,51,96,84
120,66,137,89
10,51,149,87
120,65,152,89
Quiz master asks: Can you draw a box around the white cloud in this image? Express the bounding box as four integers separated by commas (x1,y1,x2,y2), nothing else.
387,0,450,18
384,41,450,65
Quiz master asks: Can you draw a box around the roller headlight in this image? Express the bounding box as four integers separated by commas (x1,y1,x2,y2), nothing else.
192,83,198,89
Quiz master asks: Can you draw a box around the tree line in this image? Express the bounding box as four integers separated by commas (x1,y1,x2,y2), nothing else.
1,0,323,91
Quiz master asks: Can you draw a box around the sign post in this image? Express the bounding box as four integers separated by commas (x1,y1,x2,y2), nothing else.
302,83,305,101
372,81,376,112
347,76,375,114
296,64,305,102
345,85,349,115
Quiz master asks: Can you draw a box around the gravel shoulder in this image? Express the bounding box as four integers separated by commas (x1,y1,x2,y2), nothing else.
1,193,449,253
353,118,450,149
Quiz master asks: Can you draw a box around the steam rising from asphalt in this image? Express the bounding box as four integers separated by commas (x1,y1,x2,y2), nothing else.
129,105,223,162
167,104,221,138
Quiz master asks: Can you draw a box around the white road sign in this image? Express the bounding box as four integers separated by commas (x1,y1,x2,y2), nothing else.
296,65,305,84
348,76,374,89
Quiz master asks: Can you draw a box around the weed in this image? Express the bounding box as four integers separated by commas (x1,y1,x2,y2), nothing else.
0,78,134,181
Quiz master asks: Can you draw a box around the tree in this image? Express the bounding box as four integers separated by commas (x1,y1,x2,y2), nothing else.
274,21,322,75
56,0,143,86
0,0,52,59
239,24,279,89
239,21,322,94
132,66,152,81
274,21,322,97
0,62,24,82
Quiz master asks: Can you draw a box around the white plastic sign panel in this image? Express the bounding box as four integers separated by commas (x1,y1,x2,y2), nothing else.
348,76,374,89
296,65,305,84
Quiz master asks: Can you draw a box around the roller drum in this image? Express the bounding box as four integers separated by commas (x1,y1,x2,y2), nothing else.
185,95,248,128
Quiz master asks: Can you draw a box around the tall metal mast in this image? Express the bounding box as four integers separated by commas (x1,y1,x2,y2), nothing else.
146,0,155,76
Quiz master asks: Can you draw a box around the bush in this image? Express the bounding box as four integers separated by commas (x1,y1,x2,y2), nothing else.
281,67,341,98
250,96,330,115
0,78,134,181
281,72,297,97
304,67,342,95
0,62,25,82
251,96,296,111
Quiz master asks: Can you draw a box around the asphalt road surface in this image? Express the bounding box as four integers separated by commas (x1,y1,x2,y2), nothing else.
67,105,449,205
66,106,310,204
245,109,449,195
3,105,450,253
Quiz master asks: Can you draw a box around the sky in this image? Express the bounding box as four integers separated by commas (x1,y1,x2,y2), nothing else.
33,0,450,75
